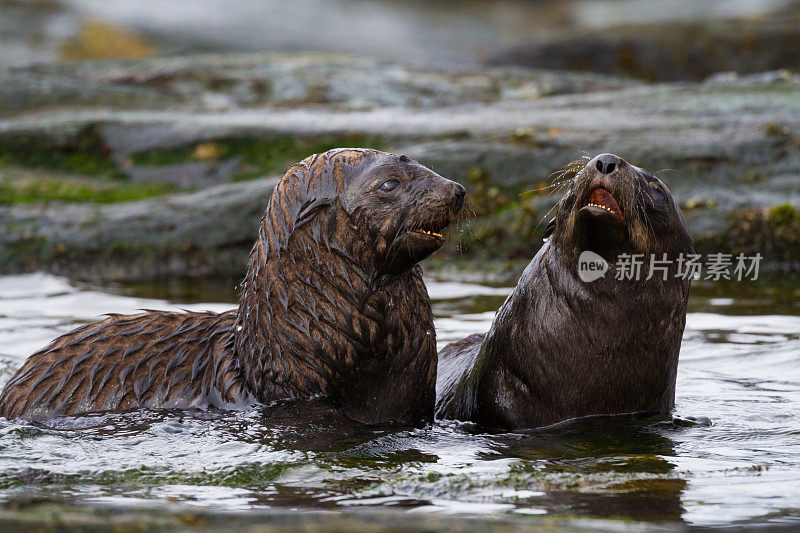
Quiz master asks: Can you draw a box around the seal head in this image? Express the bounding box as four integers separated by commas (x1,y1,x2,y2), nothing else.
340,153,465,273
548,153,692,265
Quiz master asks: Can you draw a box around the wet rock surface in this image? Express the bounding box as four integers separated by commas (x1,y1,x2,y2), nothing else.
0,51,798,280
0,501,595,532
0,175,275,280
0,53,635,118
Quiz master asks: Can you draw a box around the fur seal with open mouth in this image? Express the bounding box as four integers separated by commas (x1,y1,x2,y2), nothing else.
436,153,693,429
0,149,466,425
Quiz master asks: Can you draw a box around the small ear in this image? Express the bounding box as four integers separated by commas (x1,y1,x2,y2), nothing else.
542,217,556,241
294,198,332,228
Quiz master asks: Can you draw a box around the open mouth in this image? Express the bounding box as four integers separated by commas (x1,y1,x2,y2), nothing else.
410,216,451,240
582,188,624,221
414,228,443,238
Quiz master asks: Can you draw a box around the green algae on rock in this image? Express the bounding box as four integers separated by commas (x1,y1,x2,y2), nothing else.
696,203,800,268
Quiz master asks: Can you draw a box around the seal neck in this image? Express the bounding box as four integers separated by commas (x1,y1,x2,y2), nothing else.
474,241,689,428
232,196,382,397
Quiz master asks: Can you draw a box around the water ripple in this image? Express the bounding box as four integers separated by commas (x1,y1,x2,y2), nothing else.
0,273,798,527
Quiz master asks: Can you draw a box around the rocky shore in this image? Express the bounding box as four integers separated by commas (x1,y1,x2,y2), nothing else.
0,52,798,281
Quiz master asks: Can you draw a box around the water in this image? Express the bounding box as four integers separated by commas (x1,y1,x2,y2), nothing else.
0,272,799,529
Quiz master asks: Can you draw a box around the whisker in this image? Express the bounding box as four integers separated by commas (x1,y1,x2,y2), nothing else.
520,181,569,196
533,199,563,235
445,201,479,255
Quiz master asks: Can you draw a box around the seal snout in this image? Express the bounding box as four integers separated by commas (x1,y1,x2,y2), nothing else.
412,182,464,239
451,183,467,213
417,180,465,237
577,153,631,223
594,153,619,175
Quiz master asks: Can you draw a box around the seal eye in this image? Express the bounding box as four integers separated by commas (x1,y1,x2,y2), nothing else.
379,179,400,192
649,183,667,205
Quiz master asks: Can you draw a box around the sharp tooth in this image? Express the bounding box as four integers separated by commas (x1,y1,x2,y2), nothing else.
588,202,615,214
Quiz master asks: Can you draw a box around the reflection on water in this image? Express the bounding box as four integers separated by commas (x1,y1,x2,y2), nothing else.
0,272,799,528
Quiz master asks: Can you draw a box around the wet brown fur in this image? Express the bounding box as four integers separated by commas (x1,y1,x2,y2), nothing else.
0,149,464,424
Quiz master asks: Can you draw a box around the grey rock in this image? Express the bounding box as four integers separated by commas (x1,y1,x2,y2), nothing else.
5,53,635,118
1,53,799,280
123,157,243,187
1,177,276,280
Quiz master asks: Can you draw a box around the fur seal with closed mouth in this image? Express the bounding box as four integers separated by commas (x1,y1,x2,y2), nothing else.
0,149,466,425
436,153,693,430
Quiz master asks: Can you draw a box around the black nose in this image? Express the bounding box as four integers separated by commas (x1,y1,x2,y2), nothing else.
452,183,466,213
594,153,619,175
